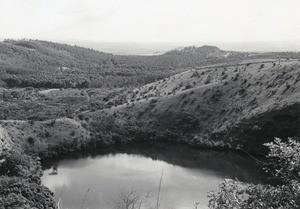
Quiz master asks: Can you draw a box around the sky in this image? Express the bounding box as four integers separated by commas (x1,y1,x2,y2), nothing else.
0,0,300,46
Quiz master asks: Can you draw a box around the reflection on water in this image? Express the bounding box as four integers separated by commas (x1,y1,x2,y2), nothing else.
42,142,264,209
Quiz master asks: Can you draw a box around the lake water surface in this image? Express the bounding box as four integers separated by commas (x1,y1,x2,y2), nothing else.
42,142,263,209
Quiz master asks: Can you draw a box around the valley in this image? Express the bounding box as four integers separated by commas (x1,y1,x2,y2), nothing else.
0,40,299,209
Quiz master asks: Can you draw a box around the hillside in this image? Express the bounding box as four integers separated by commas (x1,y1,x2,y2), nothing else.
0,118,90,157
0,41,299,157
0,87,125,121
1,59,299,156
1,39,299,89
85,58,300,153
0,39,183,88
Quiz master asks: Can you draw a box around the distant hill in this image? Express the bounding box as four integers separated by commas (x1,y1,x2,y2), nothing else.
0,39,181,88
157,45,300,67
166,45,222,55
0,39,299,88
65,41,300,55
65,41,178,55
126,45,300,69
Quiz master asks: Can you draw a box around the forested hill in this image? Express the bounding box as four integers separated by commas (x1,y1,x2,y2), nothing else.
0,39,299,88
121,45,300,68
0,39,164,88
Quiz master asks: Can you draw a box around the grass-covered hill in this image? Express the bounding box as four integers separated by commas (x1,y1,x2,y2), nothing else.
0,59,299,156
1,39,299,89
85,58,300,153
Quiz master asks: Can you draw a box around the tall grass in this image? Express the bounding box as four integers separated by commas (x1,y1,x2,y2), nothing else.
55,169,165,209
156,169,164,209
80,188,91,209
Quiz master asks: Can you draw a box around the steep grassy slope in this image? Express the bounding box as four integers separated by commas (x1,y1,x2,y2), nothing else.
94,59,300,152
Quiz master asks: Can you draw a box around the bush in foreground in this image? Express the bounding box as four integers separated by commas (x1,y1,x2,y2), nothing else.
0,151,55,209
208,138,300,208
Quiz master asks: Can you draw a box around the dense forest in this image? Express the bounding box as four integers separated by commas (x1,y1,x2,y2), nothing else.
1,39,299,89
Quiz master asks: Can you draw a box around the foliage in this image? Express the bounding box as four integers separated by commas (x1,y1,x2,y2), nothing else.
0,176,55,209
208,138,300,209
0,151,55,209
264,138,300,182
208,179,300,209
0,87,125,120
0,192,32,209
0,151,43,183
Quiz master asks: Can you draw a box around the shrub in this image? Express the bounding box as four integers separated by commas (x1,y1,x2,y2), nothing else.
27,137,34,145
185,83,193,90
181,94,187,99
208,178,300,209
205,76,211,84
44,131,51,138
208,138,300,208
221,74,228,80
211,90,223,102
232,73,239,81
263,138,300,182
191,71,199,78
183,99,190,105
0,192,32,209
49,120,55,126
78,114,84,120
0,176,55,209
149,98,158,104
